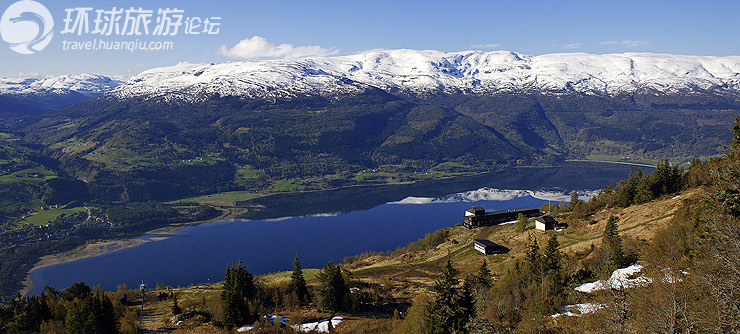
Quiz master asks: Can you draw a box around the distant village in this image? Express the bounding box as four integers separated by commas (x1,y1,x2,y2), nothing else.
0,207,110,249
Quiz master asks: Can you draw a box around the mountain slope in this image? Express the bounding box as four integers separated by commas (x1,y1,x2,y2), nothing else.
0,74,122,117
112,50,740,100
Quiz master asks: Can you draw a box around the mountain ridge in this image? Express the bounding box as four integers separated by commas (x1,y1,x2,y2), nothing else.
0,73,122,116
0,73,122,98
111,50,740,101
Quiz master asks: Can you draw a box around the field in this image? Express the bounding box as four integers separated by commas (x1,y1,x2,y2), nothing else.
15,206,87,228
0,166,56,184
169,191,261,207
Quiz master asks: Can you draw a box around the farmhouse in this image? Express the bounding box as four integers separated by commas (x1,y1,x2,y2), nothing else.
472,239,508,255
463,206,540,229
535,216,567,231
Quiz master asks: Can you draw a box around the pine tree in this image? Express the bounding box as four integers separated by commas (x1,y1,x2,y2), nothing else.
288,256,309,305
92,291,117,334
64,281,91,301
316,261,348,312
64,291,117,334
615,180,629,207
603,216,624,267
569,191,580,210
474,260,492,292
425,258,472,334
516,213,527,233
172,293,181,315
730,115,740,155
542,234,561,273
526,233,541,275
634,172,653,204
221,262,255,328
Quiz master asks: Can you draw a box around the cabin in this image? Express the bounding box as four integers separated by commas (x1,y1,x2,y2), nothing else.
473,239,508,255
535,216,567,231
535,216,556,230
463,207,540,229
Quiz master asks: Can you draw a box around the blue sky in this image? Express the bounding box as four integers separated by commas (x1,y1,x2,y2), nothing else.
1,0,739,78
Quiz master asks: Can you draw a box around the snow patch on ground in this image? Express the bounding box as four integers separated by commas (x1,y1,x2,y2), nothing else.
292,317,343,333
236,316,342,333
575,263,652,293
551,303,607,317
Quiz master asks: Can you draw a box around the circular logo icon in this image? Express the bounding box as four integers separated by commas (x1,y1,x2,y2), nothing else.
0,0,54,54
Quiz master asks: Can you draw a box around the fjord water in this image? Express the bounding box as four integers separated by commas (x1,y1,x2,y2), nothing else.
28,162,647,295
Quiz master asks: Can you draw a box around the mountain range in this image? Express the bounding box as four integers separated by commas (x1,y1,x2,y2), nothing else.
112,50,740,100
3,50,740,204
0,73,122,117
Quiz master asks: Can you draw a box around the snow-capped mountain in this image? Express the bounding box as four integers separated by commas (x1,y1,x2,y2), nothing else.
112,50,740,101
0,73,122,97
391,187,599,205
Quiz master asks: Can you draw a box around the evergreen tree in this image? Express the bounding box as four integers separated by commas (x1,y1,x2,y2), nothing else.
516,213,527,233
542,234,561,273
64,281,92,301
425,259,473,334
221,262,255,328
92,291,117,334
569,191,580,210
65,297,95,334
634,172,653,204
616,170,637,207
172,293,181,315
474,260,492,293
731,115,740,149
11,293,51,332
288,256,309,305
603,216,624,267
64,291,117,334
526,233,541,275
316,261,348,312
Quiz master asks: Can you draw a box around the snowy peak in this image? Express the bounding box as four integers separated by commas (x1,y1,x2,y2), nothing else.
390,187,599,205
0,73,122,97
112,50,740,100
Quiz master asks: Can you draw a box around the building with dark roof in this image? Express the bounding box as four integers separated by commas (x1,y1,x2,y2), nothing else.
473,239,508,255
463,207,540,229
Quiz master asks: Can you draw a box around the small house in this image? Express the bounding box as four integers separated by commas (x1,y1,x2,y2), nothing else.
535,216,557,231
473,239,508,255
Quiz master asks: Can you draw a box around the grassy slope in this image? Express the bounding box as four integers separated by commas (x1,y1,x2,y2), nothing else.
132,187,699,332
16,206,87,227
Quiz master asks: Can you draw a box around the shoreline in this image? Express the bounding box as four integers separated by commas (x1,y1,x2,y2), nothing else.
17,160,631,295
19,238,148,296
19,209,239,296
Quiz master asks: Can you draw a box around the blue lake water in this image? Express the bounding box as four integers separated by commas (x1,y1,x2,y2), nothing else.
28,162,647,295
29,196,546,294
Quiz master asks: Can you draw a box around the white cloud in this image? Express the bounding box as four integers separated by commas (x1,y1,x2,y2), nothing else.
562,43,582,50
217,36,340,59
600,40,648,48
17,72,43,78
471,43,502,49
